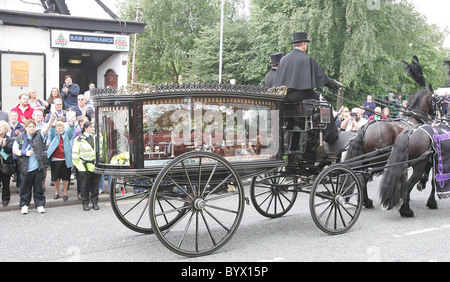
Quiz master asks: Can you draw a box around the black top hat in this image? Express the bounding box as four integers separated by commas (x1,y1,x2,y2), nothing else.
291,32,311,43
268,52,283,66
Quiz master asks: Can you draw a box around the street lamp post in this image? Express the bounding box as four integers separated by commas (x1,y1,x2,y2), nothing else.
219,0,224,84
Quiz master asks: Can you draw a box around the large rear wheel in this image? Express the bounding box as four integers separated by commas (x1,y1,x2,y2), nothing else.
149,151,245,257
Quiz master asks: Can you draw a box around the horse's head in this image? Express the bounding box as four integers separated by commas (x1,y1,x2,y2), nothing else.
429,89,439,118
406,87,436,120
419,87,438,119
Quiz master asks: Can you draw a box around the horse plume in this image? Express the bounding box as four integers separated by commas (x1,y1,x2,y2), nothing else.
402,56,426,87
444,60,450,76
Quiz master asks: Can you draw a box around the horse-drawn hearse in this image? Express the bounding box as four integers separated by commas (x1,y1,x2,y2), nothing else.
92,83,363,257
91,56,448,257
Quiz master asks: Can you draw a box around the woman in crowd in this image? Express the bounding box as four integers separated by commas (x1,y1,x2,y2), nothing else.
28,89,48,112
336,107,350,130
45,87,65,114
9,111,24,138
47,115,76,201
72,121,101,211
0,120,15,206
13,117,53,214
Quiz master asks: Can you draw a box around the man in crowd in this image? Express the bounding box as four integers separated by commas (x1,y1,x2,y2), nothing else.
73,94,94,121
11,93,35,124
61,75,80,110
363,95,376,119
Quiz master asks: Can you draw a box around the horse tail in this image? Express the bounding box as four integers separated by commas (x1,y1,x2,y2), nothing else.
379,129,411,210
344,127,366,162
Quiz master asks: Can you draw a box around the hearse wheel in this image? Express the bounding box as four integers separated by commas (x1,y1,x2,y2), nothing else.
149,151,245,257
310,164,362,235
250,167,298,218
110,176,153,234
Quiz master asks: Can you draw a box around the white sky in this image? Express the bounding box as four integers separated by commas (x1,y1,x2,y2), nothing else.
408,0,450,47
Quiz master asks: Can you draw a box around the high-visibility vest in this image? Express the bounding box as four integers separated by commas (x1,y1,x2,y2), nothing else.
72,134,96,172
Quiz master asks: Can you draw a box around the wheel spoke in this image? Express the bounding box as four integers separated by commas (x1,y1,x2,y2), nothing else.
181,160,195,197
166,175,194,200
201,161,219,197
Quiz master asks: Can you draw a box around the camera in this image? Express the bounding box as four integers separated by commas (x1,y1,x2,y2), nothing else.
350,112,357,118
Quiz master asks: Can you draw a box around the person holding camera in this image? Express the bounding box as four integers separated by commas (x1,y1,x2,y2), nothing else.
340,108,367,132
61,75,80,110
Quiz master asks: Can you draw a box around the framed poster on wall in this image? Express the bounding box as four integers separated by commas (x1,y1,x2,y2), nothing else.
0,52,45,111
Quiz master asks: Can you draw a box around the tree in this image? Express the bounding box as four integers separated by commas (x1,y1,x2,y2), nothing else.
121,0,449,102
121,0,224,83
245,0,448,104
185,18,259,84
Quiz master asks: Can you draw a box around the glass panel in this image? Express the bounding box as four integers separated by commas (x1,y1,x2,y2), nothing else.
143,97,279,167
97,105,130,165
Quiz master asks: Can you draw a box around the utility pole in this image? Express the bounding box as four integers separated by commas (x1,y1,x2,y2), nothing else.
218,0,224,84
131,0,140,85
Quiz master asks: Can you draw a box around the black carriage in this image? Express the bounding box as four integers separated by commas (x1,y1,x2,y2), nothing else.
92,84,363,257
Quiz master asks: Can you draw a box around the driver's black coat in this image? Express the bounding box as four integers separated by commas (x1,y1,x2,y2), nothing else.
273,48,333,91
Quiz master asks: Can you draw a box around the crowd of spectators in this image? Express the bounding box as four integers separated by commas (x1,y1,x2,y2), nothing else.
0,75,102,214
336,91,450,134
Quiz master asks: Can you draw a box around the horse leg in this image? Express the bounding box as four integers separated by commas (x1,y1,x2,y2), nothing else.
399,162,429,217
426,177,438,210
359,174,374,209
414,159,437,209
416,161,432,191
399,168,421,217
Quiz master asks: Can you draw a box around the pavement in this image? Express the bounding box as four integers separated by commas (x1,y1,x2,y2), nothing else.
0,168,110,212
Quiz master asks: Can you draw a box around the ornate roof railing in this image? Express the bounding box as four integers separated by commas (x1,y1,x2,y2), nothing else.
91,83,287,97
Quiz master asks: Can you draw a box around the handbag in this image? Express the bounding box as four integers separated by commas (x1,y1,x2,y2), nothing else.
0,154,15,176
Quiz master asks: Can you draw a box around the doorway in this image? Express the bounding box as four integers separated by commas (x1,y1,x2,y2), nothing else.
59,49,114,93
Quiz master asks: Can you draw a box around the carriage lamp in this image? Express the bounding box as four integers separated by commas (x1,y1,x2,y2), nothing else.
320,108,331,124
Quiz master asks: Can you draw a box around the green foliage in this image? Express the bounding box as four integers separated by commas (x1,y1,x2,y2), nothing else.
122,0,449,100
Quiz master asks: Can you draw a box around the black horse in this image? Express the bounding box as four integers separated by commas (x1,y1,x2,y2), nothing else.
379,124,438,217
344,56,437,209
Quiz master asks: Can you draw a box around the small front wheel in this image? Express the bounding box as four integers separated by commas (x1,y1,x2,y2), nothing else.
110,177,153,234
250,167,298,218
310,164,362,235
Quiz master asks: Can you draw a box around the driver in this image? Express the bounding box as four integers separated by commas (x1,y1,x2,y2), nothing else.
273,32,342,148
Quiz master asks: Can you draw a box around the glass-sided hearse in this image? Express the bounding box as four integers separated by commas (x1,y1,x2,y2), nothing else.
92,84,362,257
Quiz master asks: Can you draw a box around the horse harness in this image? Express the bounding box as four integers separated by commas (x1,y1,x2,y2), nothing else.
368,117,418,149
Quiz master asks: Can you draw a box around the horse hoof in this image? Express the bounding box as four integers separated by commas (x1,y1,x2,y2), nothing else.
426,201,438,210
363,200,374,209
400,209,414,218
